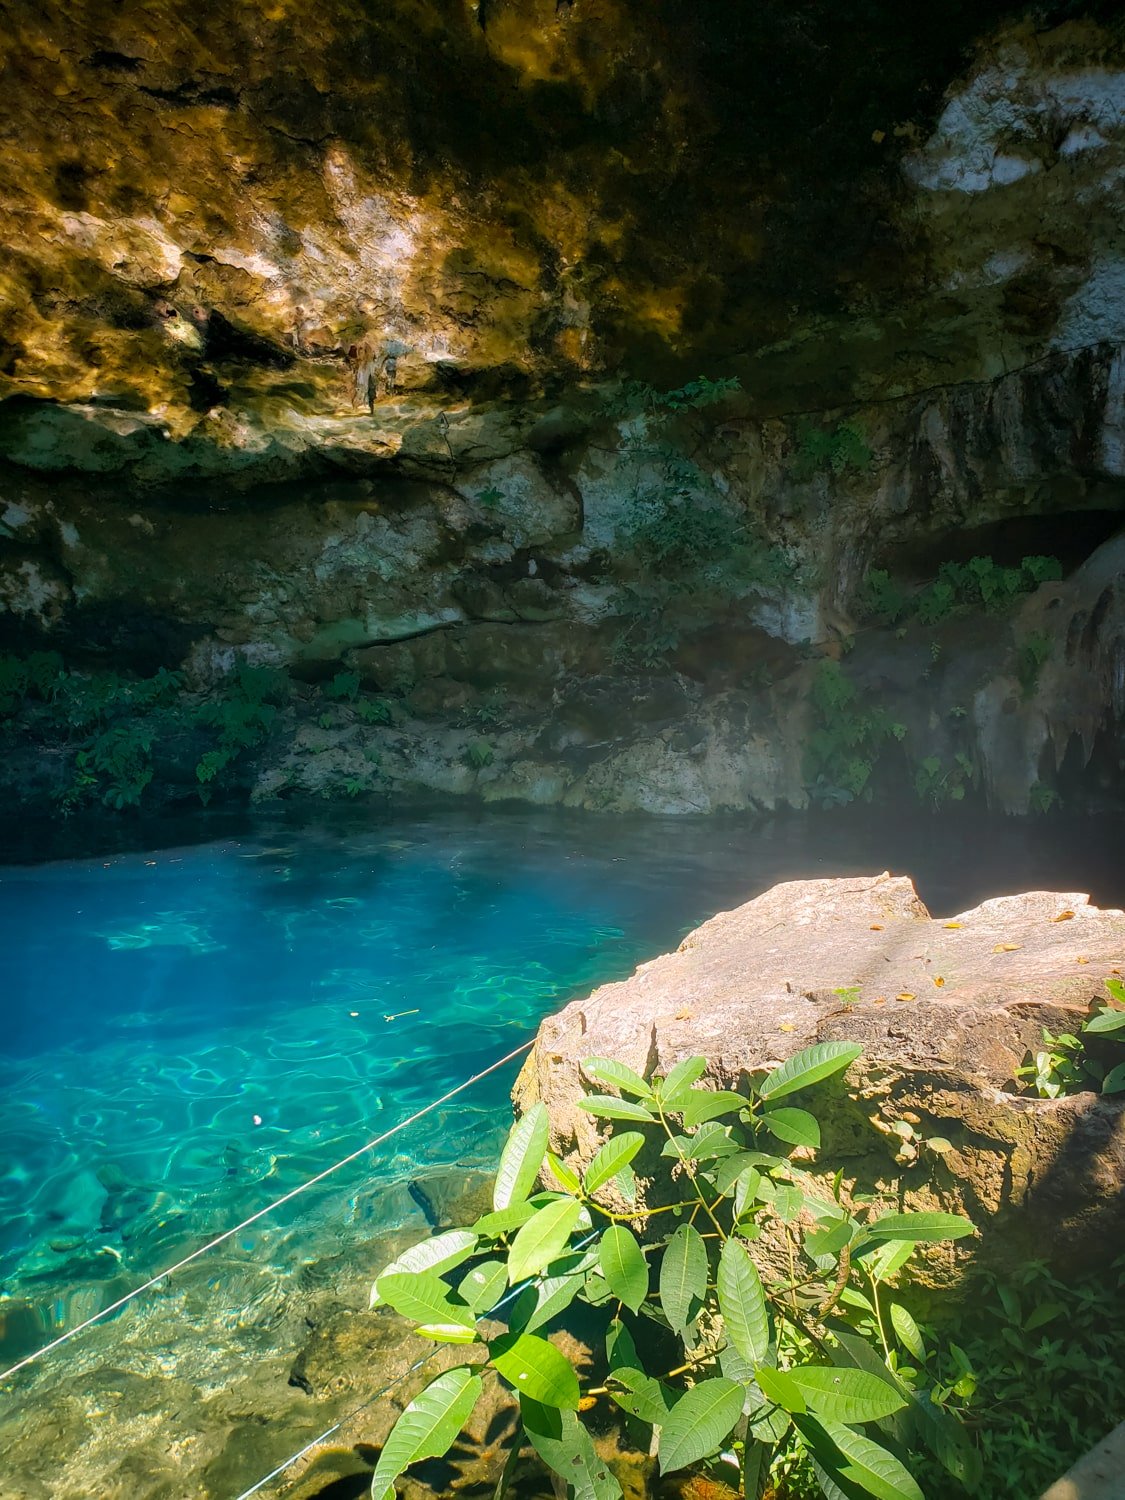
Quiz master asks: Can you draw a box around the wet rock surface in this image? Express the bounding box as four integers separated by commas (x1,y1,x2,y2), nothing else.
515,874,1125,1276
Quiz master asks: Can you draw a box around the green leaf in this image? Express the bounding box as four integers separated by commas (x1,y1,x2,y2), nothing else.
659,1223,709,1338
1084,1005,1125,1035
657,1377,745,1473
520,1255,594,1334
520,1397,623,1500
758,1042,864,1101
473,1200,542,1237
545,1151,583,1194
889,1303,926,1360
370,1366,483,1500
607,1366,677,1424
599,1225,648,1312
370,1229,479,1307
678,1089,748,1127
658,1056,708,1107
866,1212,974,1243
579,1095,657,1122
788,1366,908,1424
713,1151,777,1196
762,1106,821,1149
795,1414,924,1500
717,1237,771,1363
743,1439,770,1500
755,1365,807,1414
1102,1062,1125,1092
662,1122,742,1160
584,1057,656,1100
606,1317,639,1372
806,1217,854,1261
376,1269,477,1337
494,1103,550,1211
863,1239,914,1283
585,1132,646,1194
458,1259,508,1317
490,1331,580,1409
507,1197,583,1283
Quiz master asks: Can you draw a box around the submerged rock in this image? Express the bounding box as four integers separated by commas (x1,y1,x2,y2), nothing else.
515,873,1125,1276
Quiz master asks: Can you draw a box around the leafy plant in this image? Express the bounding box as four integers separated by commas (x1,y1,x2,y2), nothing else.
356,695,395,725
791,420,872,481
1028,781,1057,814
193,659,289,795
804,662,906,806
464,739,495,770
367,1043,976,1500
919,1256,1125,1495
1016,631,1052,700
477,486,504,509
860,557,1062,631
1014,981,1125,1097
914,753,976,809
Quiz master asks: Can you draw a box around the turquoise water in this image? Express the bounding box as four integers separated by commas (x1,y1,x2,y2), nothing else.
2,803,1123,1397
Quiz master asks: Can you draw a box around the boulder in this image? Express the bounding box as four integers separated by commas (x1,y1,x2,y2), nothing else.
514,874,1125,1275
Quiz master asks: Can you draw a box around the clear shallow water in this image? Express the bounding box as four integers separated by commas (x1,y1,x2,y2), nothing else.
2,802,1124,1379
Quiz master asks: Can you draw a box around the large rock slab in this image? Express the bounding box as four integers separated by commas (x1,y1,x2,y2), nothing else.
514,874,1125,1272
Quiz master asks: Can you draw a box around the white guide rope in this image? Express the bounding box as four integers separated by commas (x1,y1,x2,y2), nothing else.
0,1038,534,1385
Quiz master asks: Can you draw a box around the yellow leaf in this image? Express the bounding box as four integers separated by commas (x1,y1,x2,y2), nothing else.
993,944,1021,953
779,1021,796,1032
943,922,963,930
870,923,884,931
933,976,945,987
872,996,887,1006
1052,910,1076,923
895,992,916,1003
1077,957,1090,965
675,1007,694,1021
578,1395,599,1412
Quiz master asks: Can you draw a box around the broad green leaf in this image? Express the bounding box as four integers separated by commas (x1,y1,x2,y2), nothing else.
507,1196,583,1283
520,1396,623,1500
678,1089,748,1128
600,1225,649,1312
717,1237,770,1363
714,1151,777,1196
606,1366,676,1424
661,1122,742,1160
458,1259,508,1317
606,1317,639,1372
658,1056,708,1108
795,1414,924,1500
657,1377,744,1474
474,1200,542,1237
583,1057,656,1100
376,1269,476,1335
521,1258,593,1334
806,1217,853,1261
758,1042,864,1101
494,1103,550,1211
370,1229,479,1306
579,1094,657,1122
1102,1062,1125,1092
743,1439,770,1500
585,1132,646,1194
788,1366,908,1424
659,1222,708,1338
415,1321,480,1344
490,1331,580,1409
545,1151,583,1194
762,1106,821,1149
863,1239,914,1283
1084,1005,1125,1034
889,1304,926,1360
866,1212,974,1243
755,1365,807,1414
370,1366,483,1500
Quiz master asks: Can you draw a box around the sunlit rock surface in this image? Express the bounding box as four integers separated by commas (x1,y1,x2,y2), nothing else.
515,874,1125,1275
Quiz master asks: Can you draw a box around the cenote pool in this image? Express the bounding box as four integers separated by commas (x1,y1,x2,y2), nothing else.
2,803,1124,1497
